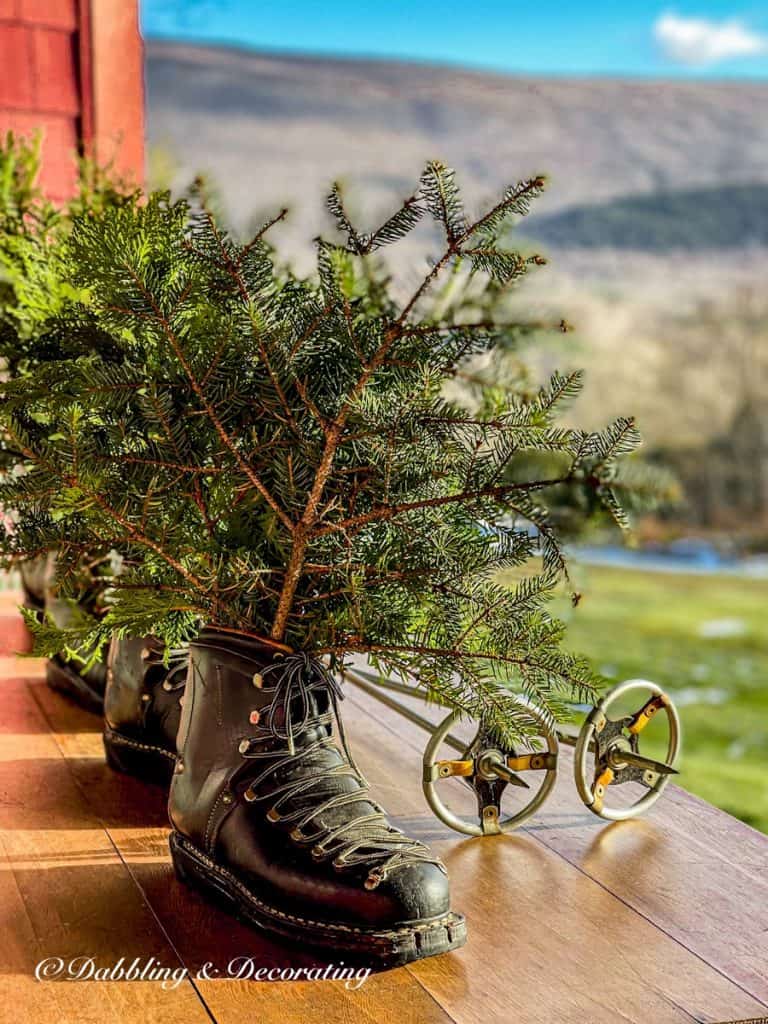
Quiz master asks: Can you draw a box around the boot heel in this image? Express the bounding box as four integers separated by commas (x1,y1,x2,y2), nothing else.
103,728,176,787
169,832,242,914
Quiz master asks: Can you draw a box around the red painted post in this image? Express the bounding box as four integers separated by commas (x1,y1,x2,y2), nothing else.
0,0,145,199
79,0,145,185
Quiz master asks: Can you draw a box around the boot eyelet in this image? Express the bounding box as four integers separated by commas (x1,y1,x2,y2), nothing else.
311,845,326,860
252,672,263,688
238,740,250,755
162,680,174,692
289,827,305,842
332,856,347,871
141,693,151,703
249,710,260,725
266,808,281,823
243,786,256,802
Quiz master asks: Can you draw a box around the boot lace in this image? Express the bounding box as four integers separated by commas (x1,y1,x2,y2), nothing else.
238,652,444,890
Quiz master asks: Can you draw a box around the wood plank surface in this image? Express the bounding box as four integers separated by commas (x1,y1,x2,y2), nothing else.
1,617,766,1024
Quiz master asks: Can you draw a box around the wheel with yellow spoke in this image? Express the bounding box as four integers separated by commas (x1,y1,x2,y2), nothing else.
574,679,681,822
422,696,559,836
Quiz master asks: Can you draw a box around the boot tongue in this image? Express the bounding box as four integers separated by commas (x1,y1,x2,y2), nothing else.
269,683,332,747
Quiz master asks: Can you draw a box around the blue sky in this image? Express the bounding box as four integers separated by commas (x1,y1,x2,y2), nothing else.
141,1,768,78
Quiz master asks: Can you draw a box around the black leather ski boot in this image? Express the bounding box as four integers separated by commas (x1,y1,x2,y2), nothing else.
20,554,108,712
168,627,466,967
103,636,186,787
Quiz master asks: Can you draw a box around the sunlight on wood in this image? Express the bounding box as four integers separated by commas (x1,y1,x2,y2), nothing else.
0,655,46,680
0,734,103,762
0,830,123,870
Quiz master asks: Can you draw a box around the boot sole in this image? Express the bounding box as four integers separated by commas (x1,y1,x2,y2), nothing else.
46,659,104,714
169,831,467,968
103,727,177,787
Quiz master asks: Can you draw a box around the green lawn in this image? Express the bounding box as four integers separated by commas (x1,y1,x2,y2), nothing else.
553,565,768,833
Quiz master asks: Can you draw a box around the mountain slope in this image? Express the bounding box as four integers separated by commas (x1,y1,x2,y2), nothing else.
145,41,768,254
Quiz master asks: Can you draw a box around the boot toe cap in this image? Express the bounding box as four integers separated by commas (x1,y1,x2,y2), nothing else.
381,861,452,923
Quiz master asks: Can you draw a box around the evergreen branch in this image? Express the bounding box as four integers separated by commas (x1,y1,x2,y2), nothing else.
463,175,547,240
311,476,572,538
239,207,288,261
271,420,343,639
330,640,589,688
453,573,556,649
0,157,640,728
403,318,570,337
365,194,424,251
203,212,303,439
96,454,225,474
5,422,215,609
327,183,423,254
326,184,363,252
119,260,294,532
288,302,333,358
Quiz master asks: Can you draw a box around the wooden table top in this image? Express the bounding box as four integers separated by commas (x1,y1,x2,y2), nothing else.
1,614,766,1024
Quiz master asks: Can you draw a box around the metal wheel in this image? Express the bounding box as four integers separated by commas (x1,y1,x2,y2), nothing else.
574,679,681,822
422,696,559,836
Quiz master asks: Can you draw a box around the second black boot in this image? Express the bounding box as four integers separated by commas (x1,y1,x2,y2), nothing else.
168,627,466,967
20,554,108,712
103,636,187,787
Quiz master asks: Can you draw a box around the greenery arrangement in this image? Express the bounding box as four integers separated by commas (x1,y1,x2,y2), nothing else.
0,152,643,741
0,132,137,622
0,131,136,359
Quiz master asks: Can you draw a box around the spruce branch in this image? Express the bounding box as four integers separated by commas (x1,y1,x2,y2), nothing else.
119,259,294,533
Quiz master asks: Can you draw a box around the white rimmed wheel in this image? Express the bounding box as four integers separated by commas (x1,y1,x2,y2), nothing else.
422,696,559,836
574,679,681,822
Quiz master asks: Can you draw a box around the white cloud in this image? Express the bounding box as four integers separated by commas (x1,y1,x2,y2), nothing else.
654,12,767,66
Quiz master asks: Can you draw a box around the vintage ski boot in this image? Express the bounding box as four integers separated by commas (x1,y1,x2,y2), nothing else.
168,627,466,967
103,636,187,786
20,554,108,712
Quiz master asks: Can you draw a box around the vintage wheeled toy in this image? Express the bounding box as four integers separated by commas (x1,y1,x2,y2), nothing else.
344,668,681,835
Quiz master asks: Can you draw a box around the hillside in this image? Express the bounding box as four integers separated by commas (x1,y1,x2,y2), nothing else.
146,40,768,259
527,184,768,250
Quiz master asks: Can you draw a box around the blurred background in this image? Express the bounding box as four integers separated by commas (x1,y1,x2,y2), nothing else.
3,1,767,828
